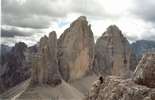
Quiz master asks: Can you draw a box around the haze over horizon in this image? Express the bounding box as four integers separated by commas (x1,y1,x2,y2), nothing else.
1,0,155,46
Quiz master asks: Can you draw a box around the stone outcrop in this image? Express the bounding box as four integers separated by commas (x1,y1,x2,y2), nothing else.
85,76,155,100
93,25,137,78
30,31,61,86
133,53,155,88
58,16,94,81
0,42,30,93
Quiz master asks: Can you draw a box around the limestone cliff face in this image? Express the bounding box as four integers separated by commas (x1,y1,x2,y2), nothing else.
58,16,95,81
133,53,155,88
93,25,137,78
31,31,61,86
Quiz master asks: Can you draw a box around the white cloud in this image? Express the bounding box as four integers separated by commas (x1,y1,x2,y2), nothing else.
1,0,155,46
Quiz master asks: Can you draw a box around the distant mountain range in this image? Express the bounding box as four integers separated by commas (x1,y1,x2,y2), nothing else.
0,44,12,56
131,40,155,59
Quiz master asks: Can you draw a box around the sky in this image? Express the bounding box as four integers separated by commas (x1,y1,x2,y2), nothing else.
1,0,155,46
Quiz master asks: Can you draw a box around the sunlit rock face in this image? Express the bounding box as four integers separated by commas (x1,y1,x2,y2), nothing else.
58,16,95,81
85,76,155,100
0,42,30,93
31,31,61,86
93,25,137,78
133,53,155,88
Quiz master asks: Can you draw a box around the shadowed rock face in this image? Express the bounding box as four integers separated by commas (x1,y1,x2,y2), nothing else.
85,76,155,100
93,25,137,78
30,31,61,86
133,53,155,88
58,16,95,81
0,42,30,93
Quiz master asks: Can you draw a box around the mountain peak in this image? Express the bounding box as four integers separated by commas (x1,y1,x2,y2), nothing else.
102,25,124,39
77,16,87,21
58,15,94,81
70,16,88,27
94,25,137,78
49,31,57,39
107,25,120,32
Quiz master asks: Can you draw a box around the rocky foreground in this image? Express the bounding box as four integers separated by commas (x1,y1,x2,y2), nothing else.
85,53,155,100
0,16,155,100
